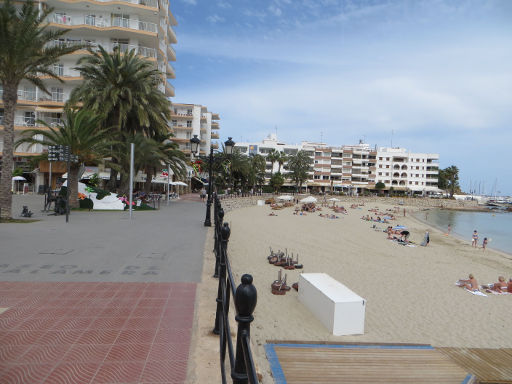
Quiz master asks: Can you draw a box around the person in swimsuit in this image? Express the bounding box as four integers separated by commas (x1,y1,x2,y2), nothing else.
482,237,488,250
472,230,478,248
482,276,507,292
458,274,479,291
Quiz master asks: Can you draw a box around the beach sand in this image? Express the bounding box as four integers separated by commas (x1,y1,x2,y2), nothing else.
217,200,512,383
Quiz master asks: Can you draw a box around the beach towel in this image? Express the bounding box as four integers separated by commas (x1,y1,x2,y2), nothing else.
465,288,487,297
485,289,510,295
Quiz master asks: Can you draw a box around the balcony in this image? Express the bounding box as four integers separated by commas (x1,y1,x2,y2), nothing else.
211,122,219,129
47,40,157,59
211,133,219,139
67,0,158,8
167,45,176,61
165,82,174,97
51,14,157,34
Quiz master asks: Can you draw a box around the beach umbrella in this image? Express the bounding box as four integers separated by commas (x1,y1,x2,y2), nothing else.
300,196,317,203
12,176,26,193
277,195,293,201
393,225,407,230
174,181,188,186
328,197,340,202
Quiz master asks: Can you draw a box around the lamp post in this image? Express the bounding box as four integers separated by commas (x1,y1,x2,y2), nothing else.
189,134,201,194
224,137,235,195
204,145,213,226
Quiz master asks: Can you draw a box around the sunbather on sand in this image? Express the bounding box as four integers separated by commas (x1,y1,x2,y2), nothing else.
482,276,508,292
457,274,479,291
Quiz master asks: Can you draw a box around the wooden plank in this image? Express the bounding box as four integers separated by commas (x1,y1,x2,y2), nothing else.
439,348,512,383
273,346,470,384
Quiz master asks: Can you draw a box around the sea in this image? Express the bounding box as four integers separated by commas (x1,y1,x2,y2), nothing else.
413,209,512,255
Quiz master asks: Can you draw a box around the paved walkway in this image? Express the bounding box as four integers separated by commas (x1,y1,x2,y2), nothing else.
0,194,207,384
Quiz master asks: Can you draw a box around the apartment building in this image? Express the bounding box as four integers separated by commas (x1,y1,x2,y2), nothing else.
0,0,177,188
170,103,220,157
375,147,440,194
235,136,439,195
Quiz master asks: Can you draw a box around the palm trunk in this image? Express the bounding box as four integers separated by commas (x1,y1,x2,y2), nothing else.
144,167,153,194
119,172,131,196
68,163,80,209
0,84,18,219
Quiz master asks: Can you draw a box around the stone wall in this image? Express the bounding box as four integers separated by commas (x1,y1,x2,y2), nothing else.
218,194,484,213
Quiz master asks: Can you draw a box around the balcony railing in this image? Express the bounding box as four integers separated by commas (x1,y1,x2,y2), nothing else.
47,40,157,59
51,15,157,33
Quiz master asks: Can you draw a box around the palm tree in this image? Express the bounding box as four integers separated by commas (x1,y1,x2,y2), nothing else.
266,149,279,177
70,46,171,188
276,151,288,173
16,108,112,208
137,134,186,194
0,0,82,218
287,150,313,193
247,154,266,190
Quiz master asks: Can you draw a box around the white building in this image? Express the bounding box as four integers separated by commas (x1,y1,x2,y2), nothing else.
235,135,439,194
0,0,177,190
170,103,220,157
375,147,439,194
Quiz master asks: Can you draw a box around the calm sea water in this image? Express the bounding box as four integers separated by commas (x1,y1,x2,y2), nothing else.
414,209,512,255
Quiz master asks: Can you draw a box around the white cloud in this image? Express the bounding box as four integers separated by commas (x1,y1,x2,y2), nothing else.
217,0,231,8
207,14,225,23
268,5,282,17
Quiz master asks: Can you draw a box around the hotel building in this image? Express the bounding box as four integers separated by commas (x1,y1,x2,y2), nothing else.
0,0,177,189
235,135,439,195
169,103,220,157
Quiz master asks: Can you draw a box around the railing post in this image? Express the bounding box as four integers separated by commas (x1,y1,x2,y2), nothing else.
232,274,257,384
213,203,223,279
213,222,230,335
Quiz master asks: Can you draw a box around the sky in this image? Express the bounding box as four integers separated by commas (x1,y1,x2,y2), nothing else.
169,0,512,195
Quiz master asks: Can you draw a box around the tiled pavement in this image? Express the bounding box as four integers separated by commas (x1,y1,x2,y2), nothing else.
0,281,196,384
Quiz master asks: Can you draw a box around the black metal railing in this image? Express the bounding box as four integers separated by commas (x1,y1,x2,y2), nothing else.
212,194,259,384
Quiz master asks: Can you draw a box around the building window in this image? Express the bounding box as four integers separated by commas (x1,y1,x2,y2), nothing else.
24,111,35,126
53,64,64,76
171,120,177,126
186,120,192,127
386,165,389,168
415,181,419,185
51,87,63,102
386,157,390,161
378,172,382,176
187,109,192,115
0,109,3,125
186,132,191,139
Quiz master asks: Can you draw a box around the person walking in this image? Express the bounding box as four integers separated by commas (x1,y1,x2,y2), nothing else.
200,187,206,202
472,230,478,248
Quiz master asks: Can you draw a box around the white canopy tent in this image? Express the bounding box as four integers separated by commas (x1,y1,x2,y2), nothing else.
300,196,317,203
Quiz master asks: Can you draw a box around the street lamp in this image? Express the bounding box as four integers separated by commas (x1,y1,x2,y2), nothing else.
224,137,235,155
204,145,214,227
190,134,200,157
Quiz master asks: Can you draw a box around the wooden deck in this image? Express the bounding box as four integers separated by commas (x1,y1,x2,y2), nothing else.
265,343,475,384
439,348,512,384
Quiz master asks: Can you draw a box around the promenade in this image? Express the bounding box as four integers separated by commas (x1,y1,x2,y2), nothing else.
0,194,206,383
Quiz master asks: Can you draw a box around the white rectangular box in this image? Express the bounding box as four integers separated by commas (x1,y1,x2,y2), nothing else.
298,273,366,336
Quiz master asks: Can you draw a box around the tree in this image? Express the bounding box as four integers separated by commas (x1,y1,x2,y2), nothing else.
375,182,386,195
286,150,313,192
0,0,82,218
70,46,171,189
137,134,186,194
269,172,285,193
438,165,459,197
276,151,288,173
247,154,266,190
266,149,280,177
16,108,112,208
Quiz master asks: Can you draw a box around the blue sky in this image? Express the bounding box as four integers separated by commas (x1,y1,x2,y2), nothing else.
169,0,512,195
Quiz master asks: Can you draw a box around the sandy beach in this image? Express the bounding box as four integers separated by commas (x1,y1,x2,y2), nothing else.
205,198,512,383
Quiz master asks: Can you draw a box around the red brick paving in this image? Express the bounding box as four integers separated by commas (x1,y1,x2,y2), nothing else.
0,282,196,384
